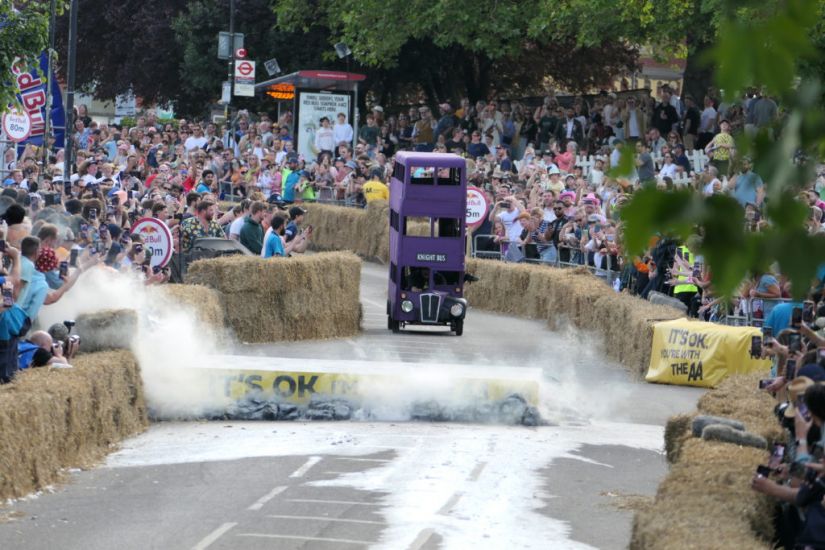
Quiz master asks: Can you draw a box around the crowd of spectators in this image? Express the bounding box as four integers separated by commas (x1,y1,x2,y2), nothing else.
744,291,825,549
0,81,822,377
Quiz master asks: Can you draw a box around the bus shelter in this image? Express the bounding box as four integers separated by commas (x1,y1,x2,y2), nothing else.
255,70,366,161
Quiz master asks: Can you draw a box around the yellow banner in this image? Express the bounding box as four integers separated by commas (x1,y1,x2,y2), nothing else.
646,318,771,388
204,368,539,406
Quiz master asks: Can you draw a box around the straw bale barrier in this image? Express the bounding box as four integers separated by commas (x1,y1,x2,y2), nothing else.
463,259,682,376
186,252,361,343
0,350,147,500
75,309,138,352
154,284,226,338
631,372,781,549
304,201,428,263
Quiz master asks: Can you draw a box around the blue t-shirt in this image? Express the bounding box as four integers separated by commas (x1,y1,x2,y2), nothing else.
734,171,763,207
263,232,285,258
18,257,49,322
764,302,802,335
756,273,779,294
196,182,210,193
282,172,299,202
467,143,490,159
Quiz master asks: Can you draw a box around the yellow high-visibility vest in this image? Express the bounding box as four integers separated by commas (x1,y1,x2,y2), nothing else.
674,245,698,294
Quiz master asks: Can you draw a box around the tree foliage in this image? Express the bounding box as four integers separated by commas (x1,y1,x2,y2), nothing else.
619,0,825,298
1,1,64,115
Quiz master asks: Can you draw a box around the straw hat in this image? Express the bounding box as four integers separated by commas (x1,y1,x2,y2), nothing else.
784,376,816,418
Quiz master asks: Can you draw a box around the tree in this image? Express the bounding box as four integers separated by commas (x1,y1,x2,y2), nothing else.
54,0,187,107
1,1,63,115
272,0,651,102
619,0,825,298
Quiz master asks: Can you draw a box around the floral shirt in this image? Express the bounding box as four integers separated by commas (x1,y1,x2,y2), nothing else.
35,246,58,273
179,216,225,252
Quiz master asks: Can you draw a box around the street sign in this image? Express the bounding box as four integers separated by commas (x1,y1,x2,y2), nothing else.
465,186,489,229
2,109,32,143
234,60,256,97
217,32,244,60
235,48,247,59
130,218,174,267
264,58,281,77
220,81,231,104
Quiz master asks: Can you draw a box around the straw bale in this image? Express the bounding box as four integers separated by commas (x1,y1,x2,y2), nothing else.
464,258,682,376
697,372,784,445
154,284,226,340
663,413,693,463
701,424,766,449
0,350,147,500
186,252,361,343
630,439,773,550
75,309,138,352
633,372,782,548
304,203,371,258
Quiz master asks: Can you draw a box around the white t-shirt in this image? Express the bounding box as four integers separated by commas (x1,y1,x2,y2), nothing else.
659,163,678,179
184,136,208,151
497,208,519,232
507,219,525,242
229,215,246,238
627,110,640,138
700,107,717,133
333,123,353,145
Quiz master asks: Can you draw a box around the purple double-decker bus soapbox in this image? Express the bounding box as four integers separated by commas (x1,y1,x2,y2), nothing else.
387,152,468,336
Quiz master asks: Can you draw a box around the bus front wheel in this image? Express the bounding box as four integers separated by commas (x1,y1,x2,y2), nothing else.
452,320,464,336
388,316,400,333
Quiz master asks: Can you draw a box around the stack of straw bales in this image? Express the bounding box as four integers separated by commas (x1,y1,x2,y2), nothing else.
75,309,138,352
154,284,226,339
304,201,428,263
463,259,683,376
186,252,361,343
631,372,781,549
0,350,147,500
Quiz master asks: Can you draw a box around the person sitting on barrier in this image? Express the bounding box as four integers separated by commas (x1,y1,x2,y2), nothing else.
284,206,312,254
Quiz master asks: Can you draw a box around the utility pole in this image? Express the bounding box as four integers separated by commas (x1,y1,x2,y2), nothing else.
41,0,57,183
62,0,78,185
224,0,235,121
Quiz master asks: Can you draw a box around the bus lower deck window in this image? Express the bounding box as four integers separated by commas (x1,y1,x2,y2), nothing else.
401,266,430,291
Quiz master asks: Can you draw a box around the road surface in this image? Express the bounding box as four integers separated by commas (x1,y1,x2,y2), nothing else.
0,263,704,549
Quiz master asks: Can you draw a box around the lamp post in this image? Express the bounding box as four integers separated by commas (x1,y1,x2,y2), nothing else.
62,0,78,185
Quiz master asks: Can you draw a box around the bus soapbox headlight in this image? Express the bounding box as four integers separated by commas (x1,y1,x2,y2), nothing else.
401,300,414,313
450,303,464,317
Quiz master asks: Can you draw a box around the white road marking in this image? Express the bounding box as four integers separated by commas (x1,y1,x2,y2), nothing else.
289,456,321,478
237,533,373,545
407,528,436,550
332,457,392,463
266,514,385,525
247,485,287,511
285,498,382,507
191,522,237,550
467,462,486,481
437,492,462,515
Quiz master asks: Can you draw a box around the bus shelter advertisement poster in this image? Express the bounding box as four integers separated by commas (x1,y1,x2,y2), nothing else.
297,92,351,161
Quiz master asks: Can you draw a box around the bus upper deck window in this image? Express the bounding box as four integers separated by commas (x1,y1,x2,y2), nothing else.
436,218,460,238
437,168,461,186
410,167,435,185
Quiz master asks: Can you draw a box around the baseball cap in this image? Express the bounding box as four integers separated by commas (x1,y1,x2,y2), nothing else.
345,160,357,170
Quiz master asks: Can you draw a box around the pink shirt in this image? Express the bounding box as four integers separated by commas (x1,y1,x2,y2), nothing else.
557,152,574,173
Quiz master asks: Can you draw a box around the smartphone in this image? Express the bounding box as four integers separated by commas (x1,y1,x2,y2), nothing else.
0,240,7,253
792,307,803,327
1,288,12,308
798,395,811,421
763,326,773,339
152,265,162,275
111,196,120,207
769,444,785,469
69,248,79,267
790,333,803,353
99,225,109,238
59,261,68,277
803,301,815,324
127,190,134,200
758,378,776,389
134,244,143,254
756,464,773,477
89,246,97,256
750,335,762,358
787,358,798,379
64,181,72,195
89,209,97,221
676,248,683,259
